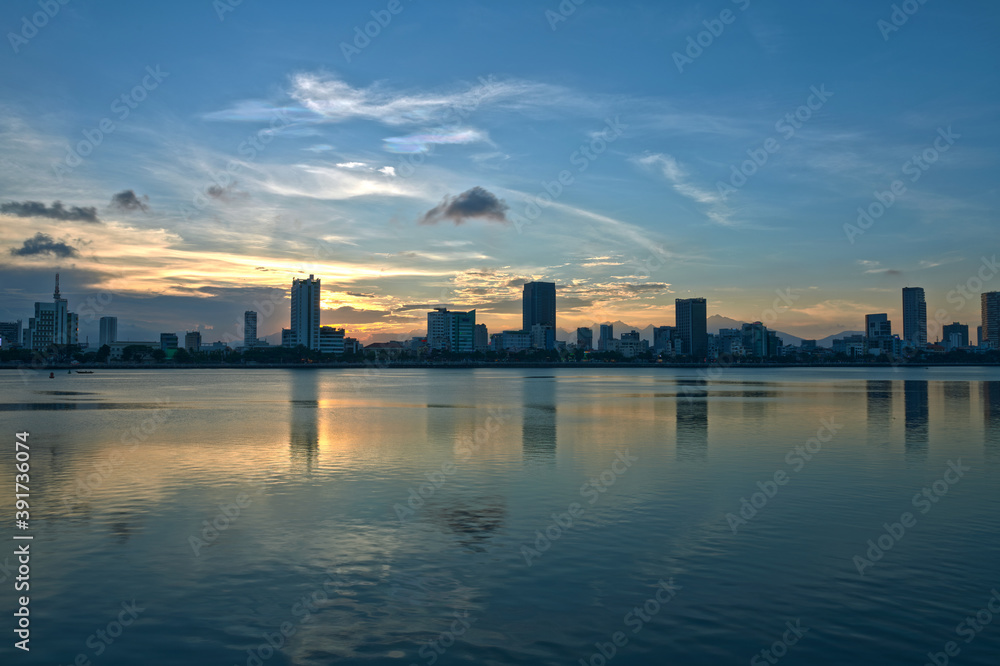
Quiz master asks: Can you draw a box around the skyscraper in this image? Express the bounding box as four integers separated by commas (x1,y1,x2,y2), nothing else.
99,316,118,348
676,298,708,359
244,311,258,348
941,322,969,349
983,291,1000,350
427,308,476,352
290,275,321,351
522,282,556,332
599,324,613,351
28,274,77,350
902,287,927,348
576,327,593,350
0,320,21,348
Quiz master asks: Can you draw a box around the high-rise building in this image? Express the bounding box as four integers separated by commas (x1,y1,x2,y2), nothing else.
522,282,556,332
983,291,1000,350
598,324,613,351
28,274,77,350
99,316,118,348
576,327,593,350
281,328,294,348
902,287,927,348
474,323,489,352
864,313,894,354
427,308,476,352
531,323,555,350
184,331,202,352
291,275,321,350
160,333,178,351
0,320,21,348
676,298,708,359
244,311,258,349
941,322,969,349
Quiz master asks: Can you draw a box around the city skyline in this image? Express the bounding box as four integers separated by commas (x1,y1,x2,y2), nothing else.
1,2,998,344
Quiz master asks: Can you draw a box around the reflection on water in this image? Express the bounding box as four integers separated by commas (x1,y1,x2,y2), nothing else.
289,369,319,473
904,380,929,461
985,382,1000,462
676,380,708,461
522,377,556,463
2,368,999,666
866,379,893,446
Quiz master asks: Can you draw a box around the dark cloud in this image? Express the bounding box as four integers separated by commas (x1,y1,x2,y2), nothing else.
0,200,99,223
206,182,247,202
419,187,509,225
325,306,392,324
110,190,149,213
10,232,79,258
504,278,527,288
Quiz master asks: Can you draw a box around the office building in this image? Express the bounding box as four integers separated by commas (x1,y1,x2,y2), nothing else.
653,326,675,353
99,316,118,348
184,331,202,352
576,327,593,350
244,311,258,349
522,282,556,332
474,323,489,352
281,328,294,348
291,275,321,351
492,330,531,352
941,322,969,349
598,324,613,352
427,308,476,353
983,292,1000,350
864,313,895,354
0,320,22,348
531,323,555,350
675,297,708,359
28,274,77,350
160,333,178,351
319,326,345,355
902,287,927,347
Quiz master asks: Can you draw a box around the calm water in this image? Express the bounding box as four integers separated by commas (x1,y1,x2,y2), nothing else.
1,367,999,665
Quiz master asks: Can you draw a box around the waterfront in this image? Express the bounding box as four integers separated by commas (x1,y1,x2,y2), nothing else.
1,367,998,665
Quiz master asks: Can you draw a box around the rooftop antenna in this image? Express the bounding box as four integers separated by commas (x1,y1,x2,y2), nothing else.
54,273,61,300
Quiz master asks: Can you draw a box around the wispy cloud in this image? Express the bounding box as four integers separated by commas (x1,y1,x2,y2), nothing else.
383,128,488,154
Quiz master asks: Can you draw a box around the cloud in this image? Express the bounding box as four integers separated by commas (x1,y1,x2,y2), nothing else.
637,153,734,226
419,187,510,225
110,190,149,213
0,200,99,223
10,232,78,258
383,128,488,154
206,182,247,202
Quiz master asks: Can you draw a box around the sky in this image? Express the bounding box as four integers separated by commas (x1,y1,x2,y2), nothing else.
0,0,998,344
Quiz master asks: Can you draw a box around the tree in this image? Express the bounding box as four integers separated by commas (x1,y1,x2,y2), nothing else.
95,344,111,362
173,348,192,363
151,349,167,363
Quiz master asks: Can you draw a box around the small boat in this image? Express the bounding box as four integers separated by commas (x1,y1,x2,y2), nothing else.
76,370,94,374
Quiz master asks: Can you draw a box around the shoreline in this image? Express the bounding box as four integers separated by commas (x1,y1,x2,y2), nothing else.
4,361,1000,371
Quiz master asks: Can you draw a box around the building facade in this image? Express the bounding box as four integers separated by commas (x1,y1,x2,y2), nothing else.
576,327,593,350
427,308,476,352
184,331,202,352
675,298,707,359
244,311,258,349
902,287,927,348
99,316,118,348
982,292,1000,350
290,275,321,350
319,326,346,355
522,282,556,332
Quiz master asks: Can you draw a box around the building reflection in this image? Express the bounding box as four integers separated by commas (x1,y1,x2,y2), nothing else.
289,369,319,473
984,382,1000,462
866,380,893,446
522,377,556,463
904,381,929,461
676,379,708,460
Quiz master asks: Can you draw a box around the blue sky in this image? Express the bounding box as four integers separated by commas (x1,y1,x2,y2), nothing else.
1,0,997,343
